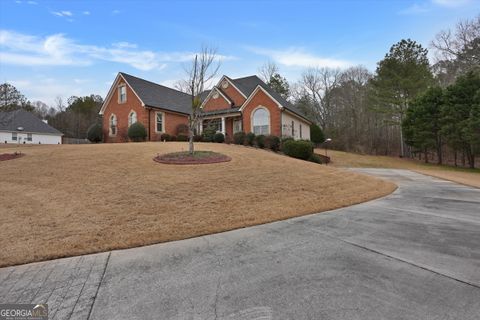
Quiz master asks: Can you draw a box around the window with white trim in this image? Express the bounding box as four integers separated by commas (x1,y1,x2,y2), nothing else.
27,133,32,141
128,111,137,127
291,120,295,137
156,112,164,132
12,132,17,141
118,85,127,103
110,114,117,136
299,124,302,139
252,107,270,135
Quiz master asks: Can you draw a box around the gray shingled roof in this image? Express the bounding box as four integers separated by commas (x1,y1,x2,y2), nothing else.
120,72,191,115
0,109,63,135
230,75,311,123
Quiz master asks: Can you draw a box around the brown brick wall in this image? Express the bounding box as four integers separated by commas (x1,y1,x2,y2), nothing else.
203,91,231,111
242,89,281,136
222,83,246,106
102,79,188,142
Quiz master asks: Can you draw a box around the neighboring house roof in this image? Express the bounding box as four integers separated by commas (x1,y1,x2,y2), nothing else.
230,75,311,123
0,109,63,135
119,72,192,115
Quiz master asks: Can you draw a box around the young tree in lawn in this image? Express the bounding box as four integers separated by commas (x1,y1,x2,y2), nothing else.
370,39,433,157
402,87,444,164
441,69,480,168
181,46,220,154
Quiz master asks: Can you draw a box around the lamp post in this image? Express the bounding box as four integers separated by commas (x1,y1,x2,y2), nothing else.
16,126,24,145
324,138,332,157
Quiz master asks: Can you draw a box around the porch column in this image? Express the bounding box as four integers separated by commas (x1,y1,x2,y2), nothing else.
221,117,226,135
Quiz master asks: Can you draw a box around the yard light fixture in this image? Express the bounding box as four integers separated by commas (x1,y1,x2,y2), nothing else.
324,138,332,160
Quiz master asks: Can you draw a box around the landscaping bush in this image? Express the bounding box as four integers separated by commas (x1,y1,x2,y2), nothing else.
308,153,322,164
176,123,189,136
177,134,189,141
127,122,147,142
233,132,246,145
160,133,171,141
310,124,325,145
264,135,280,151
87,123,102,143
202,128,216,142
244,132,255,146
193,135,203,142
170,135,177,141
282,140,314,160
280,136,294,151
214,132,225,143
254,134,266,148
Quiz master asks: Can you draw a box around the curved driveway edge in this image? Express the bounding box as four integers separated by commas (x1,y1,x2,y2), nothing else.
1,169,479,319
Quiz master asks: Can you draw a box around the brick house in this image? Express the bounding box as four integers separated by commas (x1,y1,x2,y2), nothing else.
100,72,311,142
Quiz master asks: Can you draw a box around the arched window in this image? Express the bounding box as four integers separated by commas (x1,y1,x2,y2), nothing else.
109,114,117,136
252,107,270,135
128,111,137,127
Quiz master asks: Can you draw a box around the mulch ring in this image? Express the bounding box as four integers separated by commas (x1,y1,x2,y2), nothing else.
0,152,25,161
153,151,231,165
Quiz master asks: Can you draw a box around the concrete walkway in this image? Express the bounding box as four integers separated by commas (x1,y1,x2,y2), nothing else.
1,169,479,319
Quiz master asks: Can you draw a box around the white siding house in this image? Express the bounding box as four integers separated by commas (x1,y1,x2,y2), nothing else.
281,110,311,140
0,110,63,144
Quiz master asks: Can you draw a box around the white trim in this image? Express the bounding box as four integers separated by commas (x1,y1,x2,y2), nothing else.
99,73,146,115
239,85,284,112
251,106,271,135
154,111,165,133
128,110,137,127
217,76,247,99
0,130,62,136
282,108,312,125
200,87,232,109
109,113,117,137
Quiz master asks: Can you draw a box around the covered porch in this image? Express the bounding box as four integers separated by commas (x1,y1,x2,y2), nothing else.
200,108,242,142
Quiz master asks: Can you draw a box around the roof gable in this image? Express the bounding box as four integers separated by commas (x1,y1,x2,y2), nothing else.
0,110,63,135
100,72,192,115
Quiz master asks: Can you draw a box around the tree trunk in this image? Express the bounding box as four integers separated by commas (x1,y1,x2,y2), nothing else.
436,140,442,165
424,148,428,163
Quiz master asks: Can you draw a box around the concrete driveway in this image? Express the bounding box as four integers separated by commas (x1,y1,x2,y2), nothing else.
1,169,479,319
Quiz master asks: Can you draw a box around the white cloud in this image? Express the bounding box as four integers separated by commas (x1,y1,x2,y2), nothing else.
432,0,472,7
0,30,236,71
27,1,37,4
112,9,120,15
83,11,90,15
246,46,352,69
52,11,73,17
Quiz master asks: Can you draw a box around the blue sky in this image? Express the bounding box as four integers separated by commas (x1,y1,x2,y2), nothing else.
0,0,479,106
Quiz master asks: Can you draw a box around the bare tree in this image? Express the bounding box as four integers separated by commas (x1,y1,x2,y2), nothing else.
431,15,480,85
297,67,341,129
258,61,279,83
54,96,65,112
181,46,220,154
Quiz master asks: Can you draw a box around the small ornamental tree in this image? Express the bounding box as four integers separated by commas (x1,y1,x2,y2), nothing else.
310,124,325,145
128,122,147,142
87,123,103,143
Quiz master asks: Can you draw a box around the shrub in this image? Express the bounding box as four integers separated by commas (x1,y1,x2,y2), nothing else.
202,128,216,142
233,132,246,145
170,135,177,141
308,153,322,164
177,134,188,141
193,135,202,142
264,135,280,151
214,132,225,143
310,124,325,145
282,140,314,160
127,122,147,142
87,123,102,143
244,132,255,146
160,133,171,141
176,123,189,136
254,134,266,148
280,136,294,151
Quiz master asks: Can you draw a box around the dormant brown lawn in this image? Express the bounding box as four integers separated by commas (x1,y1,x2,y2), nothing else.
0,142,395,267
317,148,480,188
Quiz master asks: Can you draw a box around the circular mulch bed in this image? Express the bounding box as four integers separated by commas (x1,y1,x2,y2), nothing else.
153,151,231,165
0,152,24,161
